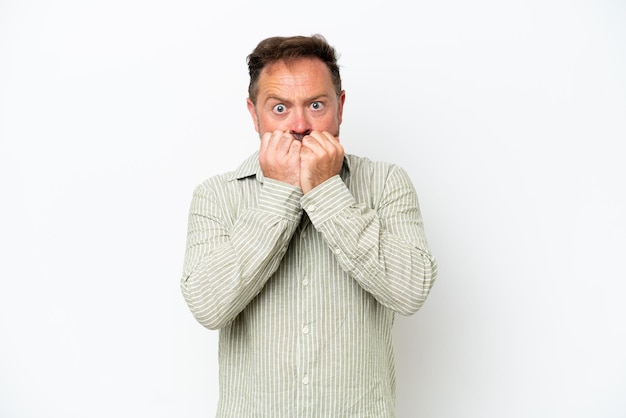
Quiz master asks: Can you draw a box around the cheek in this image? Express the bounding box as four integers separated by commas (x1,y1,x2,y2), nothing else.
256,114,282,134
320,112,341,131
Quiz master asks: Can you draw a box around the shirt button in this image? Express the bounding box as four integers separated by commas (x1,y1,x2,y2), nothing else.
302,278,309,286
334,248,342,255
308,204,316,213
302,325,309,334
302,376,309,385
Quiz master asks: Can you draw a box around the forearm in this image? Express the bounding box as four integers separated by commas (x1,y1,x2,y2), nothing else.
301,171,437,315
181,179,302,329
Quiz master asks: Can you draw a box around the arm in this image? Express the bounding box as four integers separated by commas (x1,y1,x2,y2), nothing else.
180,178,302,329
300,166,437,315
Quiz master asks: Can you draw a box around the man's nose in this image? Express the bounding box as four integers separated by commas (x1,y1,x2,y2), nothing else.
289,108,312,139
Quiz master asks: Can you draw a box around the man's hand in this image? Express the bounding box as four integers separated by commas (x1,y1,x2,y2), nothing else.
259,130,302,187
300,131,344,194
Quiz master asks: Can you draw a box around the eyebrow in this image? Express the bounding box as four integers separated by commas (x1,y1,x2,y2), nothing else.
263,93,331,105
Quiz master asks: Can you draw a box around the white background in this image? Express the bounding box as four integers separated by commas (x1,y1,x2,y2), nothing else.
1,0,625,417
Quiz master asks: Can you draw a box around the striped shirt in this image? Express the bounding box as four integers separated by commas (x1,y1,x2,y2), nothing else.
181,151,437,417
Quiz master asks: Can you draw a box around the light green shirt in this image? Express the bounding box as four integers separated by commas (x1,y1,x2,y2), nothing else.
181,151,437,417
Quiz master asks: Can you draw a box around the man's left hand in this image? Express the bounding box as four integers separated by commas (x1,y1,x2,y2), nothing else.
299,131,344,194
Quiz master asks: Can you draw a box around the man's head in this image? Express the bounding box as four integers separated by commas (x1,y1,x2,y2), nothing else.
246,35,345,140
247,35,342,104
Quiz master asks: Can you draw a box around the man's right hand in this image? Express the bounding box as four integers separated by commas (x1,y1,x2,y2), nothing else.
259,130,302,188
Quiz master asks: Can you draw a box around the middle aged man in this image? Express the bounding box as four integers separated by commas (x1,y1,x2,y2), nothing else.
181,34,438,417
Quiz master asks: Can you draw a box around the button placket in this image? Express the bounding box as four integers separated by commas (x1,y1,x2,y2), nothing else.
298,224,312,394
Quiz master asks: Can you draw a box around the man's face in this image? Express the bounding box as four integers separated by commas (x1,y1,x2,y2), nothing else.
247,58,345,140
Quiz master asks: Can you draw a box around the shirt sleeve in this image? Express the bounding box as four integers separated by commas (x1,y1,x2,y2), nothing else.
181,177,303,329
300,167,437,316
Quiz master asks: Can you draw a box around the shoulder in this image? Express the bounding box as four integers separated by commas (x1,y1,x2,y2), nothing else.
193,151,260,195
192,172,232,197
345,153,408,181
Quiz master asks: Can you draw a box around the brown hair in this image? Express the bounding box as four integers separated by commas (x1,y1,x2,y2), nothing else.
246,34,342,103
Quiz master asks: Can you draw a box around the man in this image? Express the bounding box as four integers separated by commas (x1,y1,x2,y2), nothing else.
181,34,437,417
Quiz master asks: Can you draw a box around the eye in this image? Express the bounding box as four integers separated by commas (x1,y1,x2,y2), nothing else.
273,104,287,114
310,101,324,110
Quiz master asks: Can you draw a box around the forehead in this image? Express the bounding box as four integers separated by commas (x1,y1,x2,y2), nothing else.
257,58,334,93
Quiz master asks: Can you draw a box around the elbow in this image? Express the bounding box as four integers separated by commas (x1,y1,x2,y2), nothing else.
181,278,234,330
396,298,425,317
189,306,233,331
395,290,428,316
397,255,438,316
397,289,431,316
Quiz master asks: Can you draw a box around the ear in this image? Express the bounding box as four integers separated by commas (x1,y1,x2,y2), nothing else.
246,98,260,133
337,90,346,125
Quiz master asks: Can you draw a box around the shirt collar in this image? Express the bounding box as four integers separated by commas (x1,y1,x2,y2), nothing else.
229,150,353,183
229,151,263,182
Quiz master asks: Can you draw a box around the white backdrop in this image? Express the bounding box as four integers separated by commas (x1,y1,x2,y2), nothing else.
1,1,625,417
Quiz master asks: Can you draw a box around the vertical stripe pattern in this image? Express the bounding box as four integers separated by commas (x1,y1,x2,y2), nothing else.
181,151,437,417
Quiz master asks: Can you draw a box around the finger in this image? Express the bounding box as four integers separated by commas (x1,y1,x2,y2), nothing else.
263,130,291,154
288,137,302,155
259,131,276,166
260,131,273,154
320,131,344,157
303,131,342,157
317,131,339,142
300,134,322,154
275,131,298,155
